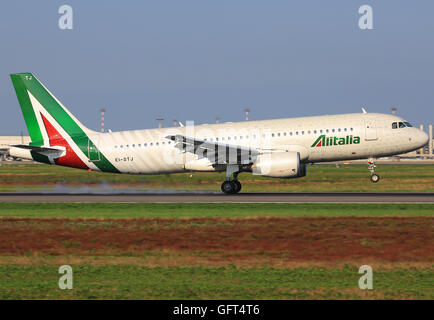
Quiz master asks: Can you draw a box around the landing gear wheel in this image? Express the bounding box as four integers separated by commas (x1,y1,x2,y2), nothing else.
370,174,380,183
233,180,242,193
221,181,236,194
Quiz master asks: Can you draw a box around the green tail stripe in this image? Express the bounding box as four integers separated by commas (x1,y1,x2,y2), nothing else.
10,74,44,147
10,73,119,173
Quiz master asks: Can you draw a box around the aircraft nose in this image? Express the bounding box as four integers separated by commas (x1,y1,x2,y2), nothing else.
415,130,429,148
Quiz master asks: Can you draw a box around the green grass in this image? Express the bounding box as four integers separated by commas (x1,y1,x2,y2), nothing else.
0,265,432,299
0,203,432,300
0,203,433,218
0,163,433,192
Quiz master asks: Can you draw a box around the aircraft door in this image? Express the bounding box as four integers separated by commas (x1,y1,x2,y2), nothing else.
364,120,378,141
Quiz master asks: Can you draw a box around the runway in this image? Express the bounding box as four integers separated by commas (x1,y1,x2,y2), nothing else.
0,192,433,203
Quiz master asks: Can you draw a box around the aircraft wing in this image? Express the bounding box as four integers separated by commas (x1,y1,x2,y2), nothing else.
165,135,258,165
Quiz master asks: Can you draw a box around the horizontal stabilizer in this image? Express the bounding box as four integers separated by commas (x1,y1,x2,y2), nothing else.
10,144,66,157
12,144,62,153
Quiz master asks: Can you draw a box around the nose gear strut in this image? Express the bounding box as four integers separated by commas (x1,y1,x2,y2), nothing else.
368,158,380,183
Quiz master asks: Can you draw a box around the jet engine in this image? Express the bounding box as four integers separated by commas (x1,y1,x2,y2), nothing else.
252,151,307,178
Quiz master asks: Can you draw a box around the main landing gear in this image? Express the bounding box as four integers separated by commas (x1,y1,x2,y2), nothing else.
221,165,242,194
368,159,380,183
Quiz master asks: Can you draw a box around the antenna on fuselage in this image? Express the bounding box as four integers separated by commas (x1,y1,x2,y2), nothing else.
362,108,368,114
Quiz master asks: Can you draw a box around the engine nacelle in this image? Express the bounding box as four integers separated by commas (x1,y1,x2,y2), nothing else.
252,151,307,178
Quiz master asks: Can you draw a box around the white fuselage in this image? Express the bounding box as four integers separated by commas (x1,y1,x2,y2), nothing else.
92,112,428,174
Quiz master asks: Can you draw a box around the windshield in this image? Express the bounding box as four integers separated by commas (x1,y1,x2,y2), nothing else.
392,121,413,129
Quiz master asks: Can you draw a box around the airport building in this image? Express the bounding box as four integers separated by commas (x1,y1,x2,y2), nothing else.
0,135,31,161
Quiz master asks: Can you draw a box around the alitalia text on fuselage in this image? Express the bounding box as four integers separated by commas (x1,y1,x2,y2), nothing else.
311,135,360,148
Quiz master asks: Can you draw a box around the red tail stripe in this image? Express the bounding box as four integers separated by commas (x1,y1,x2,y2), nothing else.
40,113,89,169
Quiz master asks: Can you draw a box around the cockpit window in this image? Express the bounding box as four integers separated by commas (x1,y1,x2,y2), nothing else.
393,121,412,129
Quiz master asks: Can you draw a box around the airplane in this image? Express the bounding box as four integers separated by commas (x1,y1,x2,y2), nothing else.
8,73,429,194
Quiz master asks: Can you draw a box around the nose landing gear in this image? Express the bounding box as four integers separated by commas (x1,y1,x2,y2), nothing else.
368,159,380,183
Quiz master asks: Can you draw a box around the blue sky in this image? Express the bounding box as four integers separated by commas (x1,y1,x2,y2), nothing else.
1,1,433,135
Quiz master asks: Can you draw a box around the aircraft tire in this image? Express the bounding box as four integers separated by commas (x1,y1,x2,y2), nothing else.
233,180,242,193
221,181,236,194
370,174,380,183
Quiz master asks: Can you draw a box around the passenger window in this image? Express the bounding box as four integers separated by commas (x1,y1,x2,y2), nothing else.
278,133,280,137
